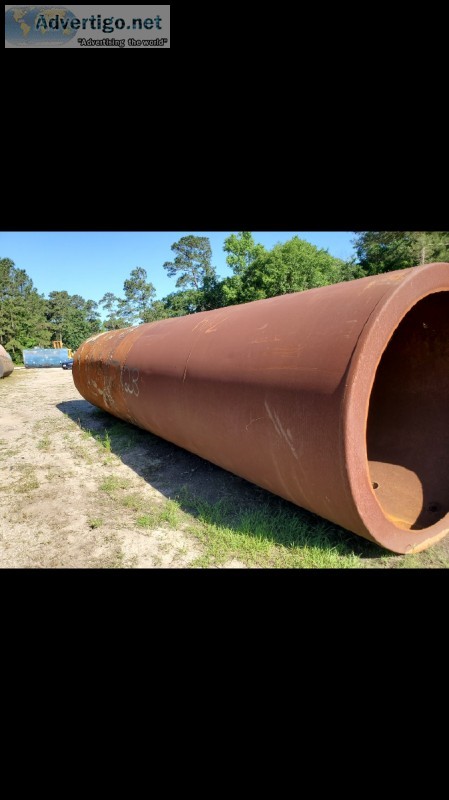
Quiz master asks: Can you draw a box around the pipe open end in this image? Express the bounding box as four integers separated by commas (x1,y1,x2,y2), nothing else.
367,291,449,532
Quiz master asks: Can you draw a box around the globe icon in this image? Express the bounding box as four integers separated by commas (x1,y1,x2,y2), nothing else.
5,6,78,46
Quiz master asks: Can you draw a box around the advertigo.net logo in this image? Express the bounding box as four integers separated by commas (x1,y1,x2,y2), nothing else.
5,5,171,47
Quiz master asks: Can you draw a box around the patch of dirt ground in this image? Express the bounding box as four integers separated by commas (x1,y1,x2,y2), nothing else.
0,368,207,568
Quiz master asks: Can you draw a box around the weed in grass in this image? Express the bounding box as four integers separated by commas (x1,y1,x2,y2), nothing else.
22,474,39,492
1,448,19,458
91,428,113,450
137,514,157,529
121,493,146,512
100,475,132,492
71,445,93,464
159,499,181,527
107,548,125,568
106,549,138,569
89,519,103,529
107,421,141,451
136,500,182,531
37,435,51,451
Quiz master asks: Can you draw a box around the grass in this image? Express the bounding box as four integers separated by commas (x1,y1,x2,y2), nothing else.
89,518,103,529
71,444,94,464
396,548,449,569
63,418,117,466
121,493,147,511
33,419,67,435
137,499,182,530
121,484,385,568
37,435,51,451
75,419,142,469
159,499,181,527
18,465,40,493
181,494,368,569
106,548,138,569
136,513,157,529
106,421,141,450
22,476,39,492
62,407,383,567
100,475,132,492
0,448,19,459
59,399,449,569
79,417,141,452
190,496,449,568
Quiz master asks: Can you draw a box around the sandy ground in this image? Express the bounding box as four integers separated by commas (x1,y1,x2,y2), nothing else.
0,368,204,568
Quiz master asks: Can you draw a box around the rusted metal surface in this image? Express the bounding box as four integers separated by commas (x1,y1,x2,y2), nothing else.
0,345,14,378
73,262,449,554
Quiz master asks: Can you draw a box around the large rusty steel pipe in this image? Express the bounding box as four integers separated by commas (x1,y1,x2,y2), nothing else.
73,262,449,554
0,345,14,378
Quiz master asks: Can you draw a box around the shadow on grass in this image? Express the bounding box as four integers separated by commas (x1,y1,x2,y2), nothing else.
56,398,393,565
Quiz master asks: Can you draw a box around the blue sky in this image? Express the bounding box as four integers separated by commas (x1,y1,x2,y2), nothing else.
0,231,356,308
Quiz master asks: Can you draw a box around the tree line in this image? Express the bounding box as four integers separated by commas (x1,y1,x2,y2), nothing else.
2,231,448,362
0,257,102,362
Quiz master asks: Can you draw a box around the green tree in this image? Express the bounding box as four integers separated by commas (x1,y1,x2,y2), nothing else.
141,300,171,323
163,236,217,312
238,236,348,302
163,235,215,290
353,232,415,275
410,232,449,265
223,231,266,276
100,269,156,327
0,257,51,361
216,232,268,306
46,290,101,350
353,231,449,275
338,257,365,282
160,289,203,317
99,292,128,330
122,267,156,323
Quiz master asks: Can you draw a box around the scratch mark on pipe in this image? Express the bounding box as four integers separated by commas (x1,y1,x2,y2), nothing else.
264,401,299,460
192,319,209,332
192,314,231,333
183,349,193,383
245,416,265,431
